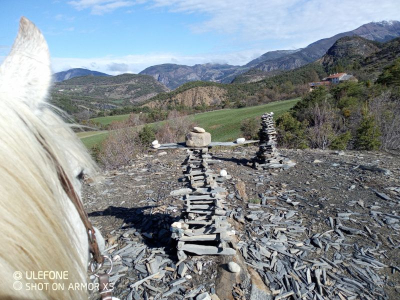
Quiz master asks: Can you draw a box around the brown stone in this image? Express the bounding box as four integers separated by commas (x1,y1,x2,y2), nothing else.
235,180,248,201
215,253,250,300
247,268,273,300
186,131,211,147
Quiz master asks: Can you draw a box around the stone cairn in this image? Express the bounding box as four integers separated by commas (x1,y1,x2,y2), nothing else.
170,127,236,260
253,112,296,169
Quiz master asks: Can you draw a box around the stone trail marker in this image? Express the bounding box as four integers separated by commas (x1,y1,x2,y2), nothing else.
252,112,296,170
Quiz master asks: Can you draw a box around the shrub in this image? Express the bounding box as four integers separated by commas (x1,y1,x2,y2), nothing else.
249,198,261,204
307,100,343,149
240,117,260,140
276,112,308,149
330,131,352,150
369,91,400,150
99,128,141,169
156,115,197,143
292,86,330,122
355,114,381,150
90,144,101,163
138,125,156,146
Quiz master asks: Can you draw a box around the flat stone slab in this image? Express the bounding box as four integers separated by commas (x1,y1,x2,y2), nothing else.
155,140,259,149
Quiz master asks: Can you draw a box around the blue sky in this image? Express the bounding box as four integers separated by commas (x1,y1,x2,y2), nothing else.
1,0,399,74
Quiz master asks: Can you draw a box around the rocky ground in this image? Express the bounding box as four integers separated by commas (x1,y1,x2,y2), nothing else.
84,146,400,300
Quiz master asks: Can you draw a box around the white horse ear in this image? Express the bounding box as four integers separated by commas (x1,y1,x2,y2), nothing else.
0,17,51,109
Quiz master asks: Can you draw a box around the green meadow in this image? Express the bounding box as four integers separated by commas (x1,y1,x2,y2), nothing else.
80,98,299,148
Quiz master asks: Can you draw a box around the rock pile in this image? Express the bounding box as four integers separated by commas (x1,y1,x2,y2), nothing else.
170,148,236,260
253,112,295,169
232,186,393,300
186,127,212,148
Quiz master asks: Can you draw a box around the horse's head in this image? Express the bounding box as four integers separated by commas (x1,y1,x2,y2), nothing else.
0,17,103,299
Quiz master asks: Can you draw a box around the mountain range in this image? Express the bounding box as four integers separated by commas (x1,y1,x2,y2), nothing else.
140,21,400,88
51,20,400,117
142,35,400,110
53,68,110,82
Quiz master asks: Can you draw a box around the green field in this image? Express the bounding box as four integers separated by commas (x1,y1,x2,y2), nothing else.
193,98,299,141
91,114,134,126
80,98,299,148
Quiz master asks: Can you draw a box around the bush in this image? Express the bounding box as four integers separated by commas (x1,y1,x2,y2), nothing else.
369,91,400,150
306,100,343,149
330,131,352,150
240,117,260,140
138,125,156,146
156,115,197,143
99,128,142,169
355,115,381,150
276,112,308,149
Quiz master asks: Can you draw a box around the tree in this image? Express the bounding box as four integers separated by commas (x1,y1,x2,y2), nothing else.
138,125,156,146
355,114,381,150
276,112,308,149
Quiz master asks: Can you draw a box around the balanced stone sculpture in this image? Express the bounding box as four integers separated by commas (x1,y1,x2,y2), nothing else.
253,112,296,169
186,127,211,148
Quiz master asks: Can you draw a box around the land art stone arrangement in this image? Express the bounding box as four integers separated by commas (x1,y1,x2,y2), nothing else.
86,125,400,300
170,148,236,260
185,127,212,148
253,112,296,170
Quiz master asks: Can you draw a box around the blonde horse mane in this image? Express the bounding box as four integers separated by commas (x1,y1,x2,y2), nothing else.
0,18,98,299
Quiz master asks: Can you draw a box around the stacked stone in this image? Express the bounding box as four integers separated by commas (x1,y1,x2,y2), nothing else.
256,112,278,160
186,127,211,148
253,112,296,169
170,147,236,260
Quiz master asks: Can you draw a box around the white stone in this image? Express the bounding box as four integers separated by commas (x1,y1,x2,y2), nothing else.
186,131,211,147
152,144,160,149
228,261,241,273
171,222,182,229
196,292,211,300
193,127,206,133
152,140,159,146
236,138,245,144
220,169,227,177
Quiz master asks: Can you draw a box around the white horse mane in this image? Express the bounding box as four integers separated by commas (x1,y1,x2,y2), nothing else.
0,17,101,299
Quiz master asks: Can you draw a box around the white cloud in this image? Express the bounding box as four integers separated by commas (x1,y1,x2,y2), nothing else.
68,0,135,15
54,14,76,22
148,0,400,48
50,49,265,74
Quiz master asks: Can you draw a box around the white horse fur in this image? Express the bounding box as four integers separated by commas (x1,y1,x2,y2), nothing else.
0,17,105,299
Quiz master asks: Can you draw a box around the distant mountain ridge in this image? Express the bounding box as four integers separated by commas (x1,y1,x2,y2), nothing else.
139,63,247,90
143,35,400,110
141,20,400,87
235,20,400,83
53,68,110,82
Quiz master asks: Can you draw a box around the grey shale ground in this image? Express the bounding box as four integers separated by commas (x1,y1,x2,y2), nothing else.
84,147,400,300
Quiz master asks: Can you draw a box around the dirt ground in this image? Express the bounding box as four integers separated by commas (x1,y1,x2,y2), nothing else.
84,146,400,299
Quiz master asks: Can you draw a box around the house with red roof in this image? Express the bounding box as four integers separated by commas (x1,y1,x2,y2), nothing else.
309,73,357,91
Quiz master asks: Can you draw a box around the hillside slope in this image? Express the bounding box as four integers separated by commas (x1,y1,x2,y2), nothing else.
143,36,400,111
51,73,169,115
320,36,400,81
236,21,400,83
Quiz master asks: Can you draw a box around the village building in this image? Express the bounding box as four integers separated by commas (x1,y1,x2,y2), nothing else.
309,72,358,91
